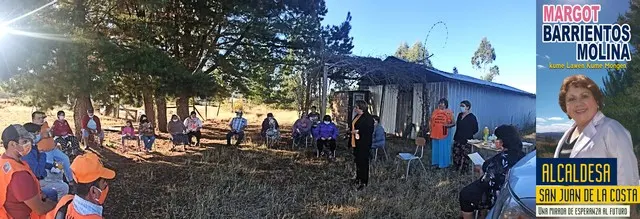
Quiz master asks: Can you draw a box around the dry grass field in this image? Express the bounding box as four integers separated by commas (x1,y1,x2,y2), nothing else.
0,102,482,218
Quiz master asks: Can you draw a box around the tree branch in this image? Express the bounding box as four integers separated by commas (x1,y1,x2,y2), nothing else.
202,22,252,75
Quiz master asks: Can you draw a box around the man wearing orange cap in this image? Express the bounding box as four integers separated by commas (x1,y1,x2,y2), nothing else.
47,153,115,219
0,124,56,219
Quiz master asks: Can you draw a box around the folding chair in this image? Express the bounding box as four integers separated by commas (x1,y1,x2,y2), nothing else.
265,129,280,148
371,146,389,161
396,137,428,178
121,135,141,151
266,136,279,148
54,136,81,158
170,135,188,151
291,130,311,149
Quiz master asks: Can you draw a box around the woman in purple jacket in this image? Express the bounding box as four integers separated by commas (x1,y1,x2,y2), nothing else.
313,115,339,158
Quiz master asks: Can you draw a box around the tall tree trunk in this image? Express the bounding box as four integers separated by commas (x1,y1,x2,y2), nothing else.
176,94,190,121
73,95,92,139
71,0,90,140
156,94,167,133
142,87,156,128
303,70,311,113
104,104,113,116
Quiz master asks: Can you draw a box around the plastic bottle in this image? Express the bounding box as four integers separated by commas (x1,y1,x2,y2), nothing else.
483,127,489,143
490,127,498,141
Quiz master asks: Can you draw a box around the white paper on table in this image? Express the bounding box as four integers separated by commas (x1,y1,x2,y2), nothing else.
467,152,485,165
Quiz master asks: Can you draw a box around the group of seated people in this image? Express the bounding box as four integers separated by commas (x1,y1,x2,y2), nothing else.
290,106,320,145
119,111,204,152
1,123,116,219
286,107,388,160
22,109,107,199
37,108,105,155
115,106,386,157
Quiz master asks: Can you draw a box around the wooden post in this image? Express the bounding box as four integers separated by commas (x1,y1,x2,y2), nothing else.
116,105,121,119
216,101,221,116
321,64,328,117
205,101,208,120
192,98,196,113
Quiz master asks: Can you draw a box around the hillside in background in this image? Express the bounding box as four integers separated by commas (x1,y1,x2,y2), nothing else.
536,132,564,139
536,132,562,158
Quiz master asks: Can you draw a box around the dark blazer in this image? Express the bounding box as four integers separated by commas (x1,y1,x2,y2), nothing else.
353,112,375,150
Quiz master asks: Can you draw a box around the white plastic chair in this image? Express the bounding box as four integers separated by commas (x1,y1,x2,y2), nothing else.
397,137,428,177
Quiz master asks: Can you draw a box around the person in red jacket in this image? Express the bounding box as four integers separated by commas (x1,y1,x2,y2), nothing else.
52,111,81,156
81,108,104,149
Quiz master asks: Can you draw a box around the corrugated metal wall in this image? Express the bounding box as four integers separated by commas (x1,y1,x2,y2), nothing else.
381,84,398,134
427,82,449,113
368,85,383,116
395,88,413,134
442,82,536,139
370,81,535,139
411,83,423,139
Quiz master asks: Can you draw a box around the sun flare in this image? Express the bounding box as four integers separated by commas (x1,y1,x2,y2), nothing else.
0,24,11,38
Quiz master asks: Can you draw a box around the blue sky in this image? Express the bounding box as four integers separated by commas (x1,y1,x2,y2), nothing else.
321,0,536,94
535,0,630,133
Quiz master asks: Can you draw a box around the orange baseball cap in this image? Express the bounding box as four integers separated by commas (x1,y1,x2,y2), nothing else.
70,153,116,183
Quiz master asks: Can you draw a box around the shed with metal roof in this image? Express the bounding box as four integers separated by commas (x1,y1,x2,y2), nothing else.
329,56,536,139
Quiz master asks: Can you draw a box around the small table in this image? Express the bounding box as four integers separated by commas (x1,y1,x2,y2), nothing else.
471,141,502,159
466,140,499,175
470,141,535,158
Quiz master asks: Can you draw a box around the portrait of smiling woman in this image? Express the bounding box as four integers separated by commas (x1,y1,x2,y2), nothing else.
554,74,639,185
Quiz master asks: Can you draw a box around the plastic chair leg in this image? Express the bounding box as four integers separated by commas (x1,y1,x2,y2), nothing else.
374,149,378,161
419,159,427,173
383,148,389,159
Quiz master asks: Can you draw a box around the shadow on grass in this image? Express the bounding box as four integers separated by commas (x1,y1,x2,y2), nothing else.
94,125,473,219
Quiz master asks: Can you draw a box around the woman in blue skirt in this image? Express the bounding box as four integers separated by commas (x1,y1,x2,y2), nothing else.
430,98,455,168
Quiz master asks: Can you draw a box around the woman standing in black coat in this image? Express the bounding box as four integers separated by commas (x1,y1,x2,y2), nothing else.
351,100,375,190
452,100,479,172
